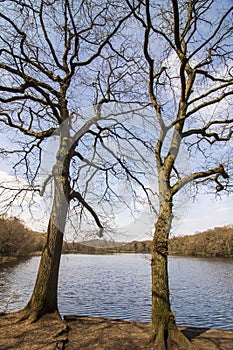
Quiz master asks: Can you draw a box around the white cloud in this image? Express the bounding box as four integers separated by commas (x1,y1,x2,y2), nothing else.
0,171,49,231
0,169,233,241
173,194,233,236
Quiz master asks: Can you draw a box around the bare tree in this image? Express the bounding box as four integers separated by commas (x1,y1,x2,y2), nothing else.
126,0,233,348
0,0,138,322
1,1,232,348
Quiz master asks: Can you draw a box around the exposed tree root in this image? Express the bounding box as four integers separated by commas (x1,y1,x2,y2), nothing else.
151,327,196,350
152,324,167,350
167,328,196,350
151,317,196,350
5,307,62,325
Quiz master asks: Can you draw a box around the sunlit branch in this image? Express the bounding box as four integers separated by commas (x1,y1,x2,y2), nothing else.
172,164,229,195
182,119,233,142
0,112,56,139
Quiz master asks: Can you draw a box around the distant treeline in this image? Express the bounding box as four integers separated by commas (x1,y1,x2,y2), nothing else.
0,216,45,258
169,225,233,258
62,239,152,255
1,216,233,258
62,226,233,257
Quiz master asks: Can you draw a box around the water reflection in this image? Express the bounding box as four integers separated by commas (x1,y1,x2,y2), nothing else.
0,254,232,330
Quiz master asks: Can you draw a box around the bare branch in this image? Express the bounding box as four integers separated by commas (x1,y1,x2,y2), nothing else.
172,164,229,195
69,190,103,237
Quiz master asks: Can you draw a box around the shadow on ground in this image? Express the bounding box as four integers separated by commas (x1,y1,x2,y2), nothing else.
1,313,233,350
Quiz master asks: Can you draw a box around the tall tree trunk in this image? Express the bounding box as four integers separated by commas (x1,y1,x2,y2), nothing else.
151,195,195,350
18,138,71,323
21,221,66,322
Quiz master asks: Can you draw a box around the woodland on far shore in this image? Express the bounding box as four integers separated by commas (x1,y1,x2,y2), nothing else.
1,216,233,259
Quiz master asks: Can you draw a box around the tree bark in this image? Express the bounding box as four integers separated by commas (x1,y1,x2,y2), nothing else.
17,137,71,323
21,221,66,322
151,194,195,349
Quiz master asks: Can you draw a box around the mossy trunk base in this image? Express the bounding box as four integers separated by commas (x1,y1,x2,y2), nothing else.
151,317,195,350
151,197,196,350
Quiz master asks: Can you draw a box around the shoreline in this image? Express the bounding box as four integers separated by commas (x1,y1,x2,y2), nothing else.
65,315,233,350
2,251,233,262
0,314,233,349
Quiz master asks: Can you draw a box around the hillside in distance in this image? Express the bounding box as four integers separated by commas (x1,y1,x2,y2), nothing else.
62,239,152,255
0,216,45,259
1,215,233,258
63,225,233,258
169,225,233,258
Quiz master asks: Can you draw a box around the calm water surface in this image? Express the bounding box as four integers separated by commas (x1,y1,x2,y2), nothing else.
0,254,233,330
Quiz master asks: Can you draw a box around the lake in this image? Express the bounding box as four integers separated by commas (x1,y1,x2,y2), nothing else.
0,254,233,330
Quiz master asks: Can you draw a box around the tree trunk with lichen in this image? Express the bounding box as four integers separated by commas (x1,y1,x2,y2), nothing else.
151,190,195,349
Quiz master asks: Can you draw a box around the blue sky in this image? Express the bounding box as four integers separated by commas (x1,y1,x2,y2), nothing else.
0,0,233,241
0,166,232,239
172,193,233,236
0,105,232,239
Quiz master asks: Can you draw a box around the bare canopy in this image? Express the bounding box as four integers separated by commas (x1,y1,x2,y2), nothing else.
127,0,233,348
0,1,233,350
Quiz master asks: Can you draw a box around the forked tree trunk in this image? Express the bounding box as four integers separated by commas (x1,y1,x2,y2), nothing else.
151,197,195,350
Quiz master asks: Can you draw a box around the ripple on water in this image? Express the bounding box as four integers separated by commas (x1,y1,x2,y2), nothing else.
0,254,232,330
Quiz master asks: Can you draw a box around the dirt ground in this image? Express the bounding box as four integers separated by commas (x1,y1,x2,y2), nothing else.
0,313,233,350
